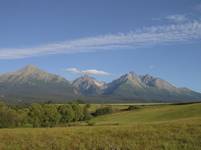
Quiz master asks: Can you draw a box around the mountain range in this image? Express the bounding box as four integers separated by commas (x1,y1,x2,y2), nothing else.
0,65,201,103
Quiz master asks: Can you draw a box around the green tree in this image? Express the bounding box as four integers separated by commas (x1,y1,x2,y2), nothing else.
0,102,10,128
83,104,92,120
58,104,75,123
71,103,84,121
0,102,21,128
28,103,44,127
16,108,29,126
42,104,61,127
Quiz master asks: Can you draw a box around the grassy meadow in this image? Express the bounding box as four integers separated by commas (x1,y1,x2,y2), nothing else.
0,103,201,150
92,103,201,124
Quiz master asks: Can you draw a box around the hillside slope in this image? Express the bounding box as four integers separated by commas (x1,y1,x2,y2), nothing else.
92,103,201,124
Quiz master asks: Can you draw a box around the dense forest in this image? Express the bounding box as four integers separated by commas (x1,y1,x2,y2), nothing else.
0,101,114,128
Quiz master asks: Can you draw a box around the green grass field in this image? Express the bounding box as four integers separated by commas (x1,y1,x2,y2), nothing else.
92,103,201,124
0,103,201,150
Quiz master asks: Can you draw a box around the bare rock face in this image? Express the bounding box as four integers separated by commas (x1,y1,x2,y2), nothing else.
72,75,106,96
140,74,177,91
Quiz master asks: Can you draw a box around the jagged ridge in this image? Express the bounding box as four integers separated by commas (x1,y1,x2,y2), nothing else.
0,65,201,103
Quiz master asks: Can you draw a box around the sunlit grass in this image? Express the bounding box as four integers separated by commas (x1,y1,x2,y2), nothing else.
92,103,201,124
0,103,200,150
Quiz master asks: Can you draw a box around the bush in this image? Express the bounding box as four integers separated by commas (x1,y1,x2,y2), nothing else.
86,120,96,126
83,104,93,120
71,103,84,121
127,105,139,111
93,106,113,116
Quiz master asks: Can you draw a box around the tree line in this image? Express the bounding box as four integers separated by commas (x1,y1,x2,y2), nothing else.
0,101,115,128
0,101,92,128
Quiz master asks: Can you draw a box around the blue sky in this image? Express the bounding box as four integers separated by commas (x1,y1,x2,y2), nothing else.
0,0,201,92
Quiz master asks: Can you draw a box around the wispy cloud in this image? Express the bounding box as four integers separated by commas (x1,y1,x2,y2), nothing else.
65,67,111,76
66,68,81,74
165,14,188,23
1,20,201,59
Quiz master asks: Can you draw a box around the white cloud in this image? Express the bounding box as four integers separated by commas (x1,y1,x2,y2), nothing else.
82,69,110,76
1,20,201,59
65,67,110,76
165,14,188,23
66,68,81,74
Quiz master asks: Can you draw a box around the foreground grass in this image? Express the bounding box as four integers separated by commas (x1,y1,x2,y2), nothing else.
0,103,201,150
0,118,201,150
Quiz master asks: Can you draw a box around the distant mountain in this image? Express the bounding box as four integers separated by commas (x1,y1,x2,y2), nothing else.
103,72,201,102
0,65,66,84
72,75,106,96
0,65,75,103
0,65,201,103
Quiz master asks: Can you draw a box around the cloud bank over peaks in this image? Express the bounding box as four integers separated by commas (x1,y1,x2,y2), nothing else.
65,67,111,76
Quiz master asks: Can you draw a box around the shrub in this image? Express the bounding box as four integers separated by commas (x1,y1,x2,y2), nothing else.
83,104,93,120
71,103,84,121
127,105,139,111
93,106,113,116
86,120,96,126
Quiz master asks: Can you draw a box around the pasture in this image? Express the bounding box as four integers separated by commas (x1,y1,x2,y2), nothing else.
0,103,201,150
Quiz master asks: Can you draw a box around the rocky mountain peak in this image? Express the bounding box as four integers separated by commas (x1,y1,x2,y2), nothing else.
18,64,44,75
119,72,141,83
72,75,106,95
0,65,67,84
0,66,201,102
23,64,38,70
140,74,156,85
73,75,105,88
127,71,138,77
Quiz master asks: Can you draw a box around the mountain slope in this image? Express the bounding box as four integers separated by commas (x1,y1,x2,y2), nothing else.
0,65,76,103
0,65,200,103
0,65,67,84
103,72,201,102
